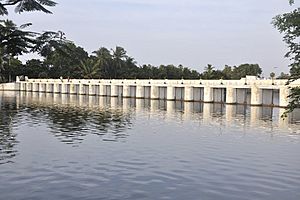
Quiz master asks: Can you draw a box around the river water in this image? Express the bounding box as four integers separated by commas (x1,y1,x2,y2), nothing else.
0,91,300,200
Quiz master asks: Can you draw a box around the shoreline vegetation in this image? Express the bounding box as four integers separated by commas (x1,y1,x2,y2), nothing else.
0,1,290,83
0,0,299,111
1,40,282,82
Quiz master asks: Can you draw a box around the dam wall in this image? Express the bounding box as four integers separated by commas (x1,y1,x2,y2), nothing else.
1,76,299,107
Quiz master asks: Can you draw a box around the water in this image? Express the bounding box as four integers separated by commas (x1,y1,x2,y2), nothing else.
1,91,300,200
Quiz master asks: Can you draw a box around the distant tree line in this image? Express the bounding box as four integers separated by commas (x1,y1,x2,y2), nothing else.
1,21,278,82
0,42,268,81
0,0,298,114
0,0,290,83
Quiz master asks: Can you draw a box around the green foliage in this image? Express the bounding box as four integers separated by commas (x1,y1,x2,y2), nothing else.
0,20,35,57
44,42,89,78
0,0,267,84
233,64,262,79
0,20,35,82
0,0,57,15
201,64,223,80
112,46,129,78
273,0,300,111
0,56,22,82
270,72,276,79
202,63,262,80
0,0,266,83
284,87,300,115
277,72,290,79
16,43,264,80
23,59,48,78
79,59,99,79
273,8,300,82
0,0,70,82
93,47,112,78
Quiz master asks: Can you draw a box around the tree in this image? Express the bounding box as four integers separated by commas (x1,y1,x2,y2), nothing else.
0,0,65,82
0,20,35,81
273,0,300,112
79,59,99,79
270,72,276,79
43,42,89,78
277,72,290,79
222,65,234,80
93,47,113,78
121,56,138,78
112,46,127,78
0,20,35,57
23,59,49,78
201,64,215,79
232,64,262,79
201,64,224,79
0,0,56,15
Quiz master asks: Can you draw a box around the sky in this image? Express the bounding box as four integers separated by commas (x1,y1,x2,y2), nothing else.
6,0,299,76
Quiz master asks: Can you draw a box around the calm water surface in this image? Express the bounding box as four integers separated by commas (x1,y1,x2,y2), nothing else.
1,91,300,200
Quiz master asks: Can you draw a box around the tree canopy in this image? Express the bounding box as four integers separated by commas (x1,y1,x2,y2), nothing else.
273,0,300,112
0,0,280,84
0,0,56,15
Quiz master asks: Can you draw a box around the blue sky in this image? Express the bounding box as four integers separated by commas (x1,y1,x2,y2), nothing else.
7,0,299,76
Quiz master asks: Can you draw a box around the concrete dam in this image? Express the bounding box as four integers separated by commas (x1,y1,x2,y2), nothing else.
1,76,299,107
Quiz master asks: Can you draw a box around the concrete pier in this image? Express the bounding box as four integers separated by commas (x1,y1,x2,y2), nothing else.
204,87,213,103
167,86,175,101
251,85,262,106
1,76,299,107
226,87,236,104
151,86,159,100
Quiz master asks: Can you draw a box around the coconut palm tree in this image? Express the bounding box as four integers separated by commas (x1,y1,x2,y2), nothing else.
79,59,99,79
202,64,215,79
112,46,127,78
93,47,112,78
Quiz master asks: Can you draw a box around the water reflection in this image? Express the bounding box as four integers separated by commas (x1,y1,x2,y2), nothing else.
1,91,300,200
0,94,19,165
45,106,132,144
21,98,133,145
1,91,300,164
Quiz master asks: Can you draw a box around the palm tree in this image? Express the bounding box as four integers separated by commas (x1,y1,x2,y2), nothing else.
79,59,99,79
93,47,112,78
112,46,127,78
202,64,215,79
204,64,214,74
0,0,57,16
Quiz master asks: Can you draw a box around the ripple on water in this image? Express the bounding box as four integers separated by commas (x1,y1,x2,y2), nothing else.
1,93,300,200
